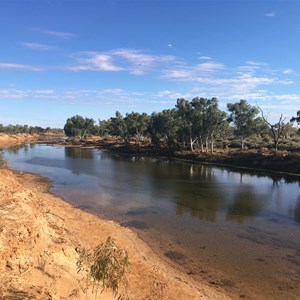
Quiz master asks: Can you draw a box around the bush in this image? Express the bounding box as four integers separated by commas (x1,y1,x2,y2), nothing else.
77,237,129,298
0,153,7,168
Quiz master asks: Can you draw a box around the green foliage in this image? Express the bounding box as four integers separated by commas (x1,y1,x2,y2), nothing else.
0,123,48,134
227,99,259,150
77,237,129,298
0,152,7,168
109,111,127,140
64,115,96,139
63,98,300,153
150,109,179,148
290,110,300,130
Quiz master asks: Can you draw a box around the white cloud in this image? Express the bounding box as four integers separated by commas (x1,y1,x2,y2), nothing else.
156,90,192,99
21,42,57,51
0,88,55,99
86,54,123,72
162,61,224,82
196,62,224,73
68,48,177,74
283,68,294,74
0,63,44,71
34,90,55,94
199,56,212,60
36,28,75,40
265,11,276,17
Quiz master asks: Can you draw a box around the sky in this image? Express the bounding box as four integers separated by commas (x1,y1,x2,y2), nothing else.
0,0,300,128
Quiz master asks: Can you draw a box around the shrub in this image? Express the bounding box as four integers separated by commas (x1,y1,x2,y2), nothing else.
77,237,129,299
0,153,7,168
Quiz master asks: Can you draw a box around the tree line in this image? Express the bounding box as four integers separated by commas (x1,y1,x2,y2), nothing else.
64,98,300,152
0,124,63,135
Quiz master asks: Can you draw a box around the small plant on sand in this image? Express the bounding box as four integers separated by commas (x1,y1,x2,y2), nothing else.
77,237,129,299
0,152,7,168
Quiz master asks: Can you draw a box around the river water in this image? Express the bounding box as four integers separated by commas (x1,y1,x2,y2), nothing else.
3,144,300,299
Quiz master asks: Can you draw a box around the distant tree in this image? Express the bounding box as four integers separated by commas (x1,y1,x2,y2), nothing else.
291,110,300,129
227,100,259,150
109,111,127,140
175,98,195,150
150,109,179,148
204,98,227,153
29,126,45,134
124,112,150,146
64,115,96,139
98,119,112,137
259,108,287,151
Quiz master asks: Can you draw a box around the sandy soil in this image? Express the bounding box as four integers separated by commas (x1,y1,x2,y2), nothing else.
0,133,40,148
0,138,230,299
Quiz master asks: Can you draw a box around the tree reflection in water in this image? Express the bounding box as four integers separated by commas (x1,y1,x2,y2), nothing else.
293,197,300,223
225,187,266,224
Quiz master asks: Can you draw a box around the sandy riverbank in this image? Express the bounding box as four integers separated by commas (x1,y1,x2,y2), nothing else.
0,142,230,299
0,133,39,148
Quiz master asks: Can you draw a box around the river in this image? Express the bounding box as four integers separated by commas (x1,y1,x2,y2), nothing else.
3,143,300,299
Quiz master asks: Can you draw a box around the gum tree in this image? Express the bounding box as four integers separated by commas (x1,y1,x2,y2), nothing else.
227,100,259,150
64,115,96,139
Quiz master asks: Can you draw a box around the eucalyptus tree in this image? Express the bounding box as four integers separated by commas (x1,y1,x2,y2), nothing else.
124,112,150,146
259,108,287,151
150,109,179,149
175,98,197,151
227,100,259,150
109,111,127,141
291,110,300,129
64,115,96,139
191,97,207,152
192,97,226,153
98,119,112,137
204,98,227,153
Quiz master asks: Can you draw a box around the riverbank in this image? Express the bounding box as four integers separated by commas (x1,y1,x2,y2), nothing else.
0,143,230,298
0,133,39,148
66,137,300,176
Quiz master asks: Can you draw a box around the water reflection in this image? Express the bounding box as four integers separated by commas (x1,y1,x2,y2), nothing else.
3,144,300,226
65,147,95,160
293,197,300,223
226,187,267,224
174,166,223,222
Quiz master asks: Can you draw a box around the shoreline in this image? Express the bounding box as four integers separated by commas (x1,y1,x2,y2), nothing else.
0,140,230,299
53,137,300,179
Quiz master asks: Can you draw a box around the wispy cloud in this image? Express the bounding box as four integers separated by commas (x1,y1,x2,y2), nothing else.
283,68,294,74
68,53,123,72
0,63,44,71
0,89,54,99
68,48,177,75
34,28,75,40
199,56,212,60
21,42,57,51
162,61,225,81
265,11,276,17
156,90,193,99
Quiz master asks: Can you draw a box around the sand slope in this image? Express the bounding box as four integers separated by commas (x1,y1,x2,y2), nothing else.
0,167,230,299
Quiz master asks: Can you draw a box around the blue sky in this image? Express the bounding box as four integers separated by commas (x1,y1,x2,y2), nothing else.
0,0,300,128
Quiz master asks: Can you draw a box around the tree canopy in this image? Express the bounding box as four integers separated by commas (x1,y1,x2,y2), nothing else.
63,99,300,152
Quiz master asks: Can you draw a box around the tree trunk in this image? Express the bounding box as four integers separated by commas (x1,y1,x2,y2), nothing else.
199,136,204,153
210,134,214,153
241,137,245,150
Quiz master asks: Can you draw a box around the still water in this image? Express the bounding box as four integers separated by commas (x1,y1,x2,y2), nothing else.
3,144,300,299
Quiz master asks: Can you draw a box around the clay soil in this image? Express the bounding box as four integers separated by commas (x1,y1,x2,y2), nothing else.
0,136,230,299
